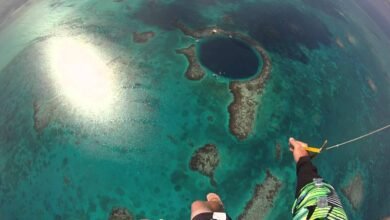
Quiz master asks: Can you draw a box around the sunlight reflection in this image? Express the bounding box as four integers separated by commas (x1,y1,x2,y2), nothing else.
47,37,116,119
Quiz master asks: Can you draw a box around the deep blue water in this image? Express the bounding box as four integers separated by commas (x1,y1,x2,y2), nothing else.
198,37,260,79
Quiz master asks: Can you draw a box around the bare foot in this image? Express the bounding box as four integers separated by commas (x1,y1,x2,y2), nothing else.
207,193,221,201
207,193,224,211
191,193,225,219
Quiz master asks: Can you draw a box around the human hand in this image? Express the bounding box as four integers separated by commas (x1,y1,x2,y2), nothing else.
289,137,309,163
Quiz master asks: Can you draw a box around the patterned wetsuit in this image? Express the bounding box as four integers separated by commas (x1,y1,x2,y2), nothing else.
292,156,348,220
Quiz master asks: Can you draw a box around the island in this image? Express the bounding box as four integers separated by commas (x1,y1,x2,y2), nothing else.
175,21,272,140
238,170,282,220
176,45,205,80
189,144,220,186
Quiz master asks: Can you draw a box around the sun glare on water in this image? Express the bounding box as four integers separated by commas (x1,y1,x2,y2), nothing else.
47,37,117,120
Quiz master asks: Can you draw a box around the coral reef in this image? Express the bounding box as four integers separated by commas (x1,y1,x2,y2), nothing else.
189,144,220,186
342,173,364,210
227,40,271,140
176,21,272,140
238,170,282,220
132,31,155,43
176,45,205,80
109,207,133,220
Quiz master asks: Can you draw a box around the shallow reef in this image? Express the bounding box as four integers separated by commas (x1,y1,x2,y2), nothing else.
238,170,282,220
109,207,133,220
342,173,364,210
175,21,272,140
176,45,205,80
189,144,220,186
132,31,155,43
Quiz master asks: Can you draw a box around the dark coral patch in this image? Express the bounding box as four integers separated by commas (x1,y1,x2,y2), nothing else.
132,31,155,43
109,207,133,220
189,144,220,186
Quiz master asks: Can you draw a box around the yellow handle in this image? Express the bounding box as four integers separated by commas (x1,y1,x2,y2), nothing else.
304,146,322,153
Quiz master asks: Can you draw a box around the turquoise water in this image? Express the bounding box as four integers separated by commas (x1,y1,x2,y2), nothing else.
0,0,389,219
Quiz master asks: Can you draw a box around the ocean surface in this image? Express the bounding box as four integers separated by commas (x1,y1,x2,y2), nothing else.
0,0,389,219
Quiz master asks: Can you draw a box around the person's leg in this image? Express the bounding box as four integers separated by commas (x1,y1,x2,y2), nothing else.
191,193,224,220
